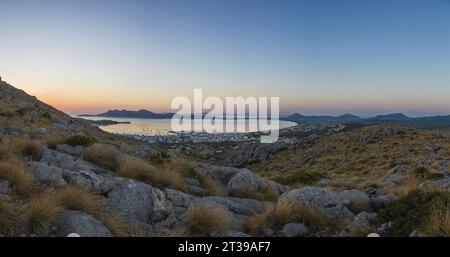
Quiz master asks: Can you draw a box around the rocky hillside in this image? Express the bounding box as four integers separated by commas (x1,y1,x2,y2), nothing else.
1,79,450,237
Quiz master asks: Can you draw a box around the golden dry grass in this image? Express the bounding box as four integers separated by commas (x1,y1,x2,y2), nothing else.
201,175,224,196
420,206,450,236
0,138,42,161
186,203,232,236
166,158,196,177
245,201,325,236
0,197,15,234
0,159,33,195
118,157,187,191
54,186,105,214
84,144,119,171
25,193,63,236
389,176,421,197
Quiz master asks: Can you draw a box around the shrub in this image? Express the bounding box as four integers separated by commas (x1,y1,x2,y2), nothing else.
146,152,169,165
84,144,119,171
25,194,63,236
186,203,232,236
0,159,33,194
377,189,450,236
65,135,96,147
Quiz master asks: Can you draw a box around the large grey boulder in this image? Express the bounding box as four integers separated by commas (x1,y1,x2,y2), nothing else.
280,187,354,220
195,163,242,185
28,161,116,193
106,178,174,224
281,223,308,237
56,210,113,237
40,149,110,175
339,190,370,213
165,188,267,217
227,170,265,195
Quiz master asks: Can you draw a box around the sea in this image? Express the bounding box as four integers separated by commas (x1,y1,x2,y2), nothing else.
78,116,297,136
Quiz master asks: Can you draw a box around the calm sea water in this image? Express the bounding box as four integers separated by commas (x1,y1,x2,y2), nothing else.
79,116,297,136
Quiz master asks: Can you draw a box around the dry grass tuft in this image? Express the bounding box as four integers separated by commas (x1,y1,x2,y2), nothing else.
25,194,63,236
246,201,325,236
420,206,450,236
389,176,421,197
0,197,15,234
84,144,119,171
201,175,224,196
54,186,104,214
186,203,232,236
0,159,33,194
0,138,42,161
118,157,186,191
166,158,196,177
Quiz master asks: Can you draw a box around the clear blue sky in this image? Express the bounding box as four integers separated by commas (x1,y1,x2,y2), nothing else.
1,0,450,116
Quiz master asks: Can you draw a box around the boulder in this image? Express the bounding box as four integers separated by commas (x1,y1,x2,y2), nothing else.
165,188,267,224
339,212,377,237
267,180,290,195
0,180,11,194
106,178,174,224
369,194,398,209
195,163,241,185
227,170,265,195
56,210,113,237
35,127,48,134
40,149,110,175
339,189,370,213
184,178,201,187
29,161,116,193
421,177,450,191
280,187,354,220
281,223,308,237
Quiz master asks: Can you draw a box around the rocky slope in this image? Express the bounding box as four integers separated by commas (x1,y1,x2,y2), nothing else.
0,79,449,237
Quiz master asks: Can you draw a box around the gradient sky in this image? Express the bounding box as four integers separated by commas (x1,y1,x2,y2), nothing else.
1,0,450,116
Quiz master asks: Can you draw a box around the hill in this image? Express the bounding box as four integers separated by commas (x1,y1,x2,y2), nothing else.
80,109,174,119
285,112,450,128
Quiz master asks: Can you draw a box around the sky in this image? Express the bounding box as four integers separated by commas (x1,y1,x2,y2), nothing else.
1,0,450,117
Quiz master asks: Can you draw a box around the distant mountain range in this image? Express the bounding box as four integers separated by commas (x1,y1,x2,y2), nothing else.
79,109,174,119
285,113,450,128
79,109,450,128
